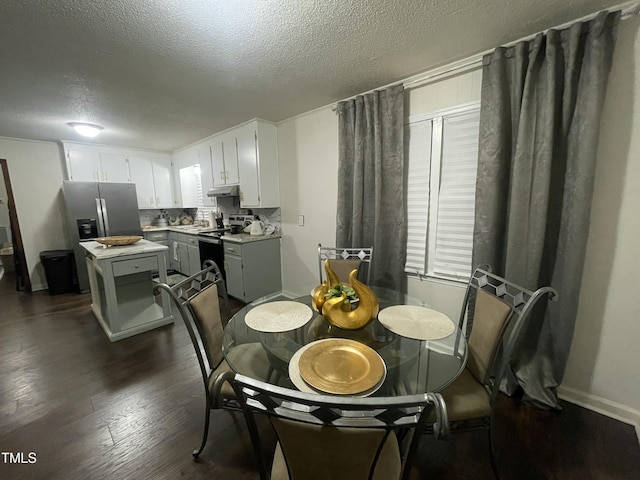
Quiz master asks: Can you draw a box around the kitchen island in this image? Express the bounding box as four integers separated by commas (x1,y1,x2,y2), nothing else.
80,240,173,342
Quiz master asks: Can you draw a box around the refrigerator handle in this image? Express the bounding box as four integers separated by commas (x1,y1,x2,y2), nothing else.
101,198,111,236
96,198,106,237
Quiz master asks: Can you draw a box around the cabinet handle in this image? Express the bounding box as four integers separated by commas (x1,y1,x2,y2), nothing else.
220,171,224,181
156,197,160,205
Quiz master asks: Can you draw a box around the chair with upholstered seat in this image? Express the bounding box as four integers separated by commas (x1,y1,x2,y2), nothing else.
437,266,558,478
154,261,272,458
221,371,448,480
317,243,373,286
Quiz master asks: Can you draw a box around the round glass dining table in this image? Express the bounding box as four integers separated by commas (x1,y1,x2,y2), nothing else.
222,290,468,397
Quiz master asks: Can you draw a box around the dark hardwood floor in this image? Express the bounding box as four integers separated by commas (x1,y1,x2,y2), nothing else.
1,270,639,479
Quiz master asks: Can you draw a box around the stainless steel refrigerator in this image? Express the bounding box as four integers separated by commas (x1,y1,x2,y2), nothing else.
63,180,142,292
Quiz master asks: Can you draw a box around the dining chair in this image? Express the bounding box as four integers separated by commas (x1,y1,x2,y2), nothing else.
317,243,373,285
153,260,272,458
222,371,448,480
436,266,558,478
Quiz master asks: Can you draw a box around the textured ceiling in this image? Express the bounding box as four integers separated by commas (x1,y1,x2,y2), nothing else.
0,0,624,152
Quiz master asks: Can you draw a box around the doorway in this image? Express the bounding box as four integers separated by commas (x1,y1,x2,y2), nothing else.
0,159,31,292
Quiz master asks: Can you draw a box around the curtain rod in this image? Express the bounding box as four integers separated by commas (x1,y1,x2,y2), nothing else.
331,1,640,111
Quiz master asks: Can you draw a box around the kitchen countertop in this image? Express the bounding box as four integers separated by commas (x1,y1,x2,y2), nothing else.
142,225,218,235
221,233,281,244
143,225,281,243
80,239,168,259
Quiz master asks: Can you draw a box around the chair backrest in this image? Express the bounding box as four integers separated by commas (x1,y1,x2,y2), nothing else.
318,243,373,285
225,372,448,480
153,261,228,385
457,267,558,394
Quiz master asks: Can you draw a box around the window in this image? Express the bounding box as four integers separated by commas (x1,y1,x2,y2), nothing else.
405,103,480,282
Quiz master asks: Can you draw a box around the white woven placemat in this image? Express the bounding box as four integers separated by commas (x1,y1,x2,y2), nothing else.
378,305,455,340
244,301,312,332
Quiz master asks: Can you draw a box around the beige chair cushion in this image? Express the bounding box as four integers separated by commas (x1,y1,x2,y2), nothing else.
328,259,362,285
270,418,401,480
440,368,491,421
466,290,512,384
189,283,224,369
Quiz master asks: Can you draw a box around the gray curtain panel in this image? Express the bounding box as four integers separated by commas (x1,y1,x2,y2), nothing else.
473,11,619,409
336,84,406,293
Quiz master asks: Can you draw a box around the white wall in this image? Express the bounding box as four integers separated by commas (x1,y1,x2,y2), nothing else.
0,166,10,243
277,107,339,297
559,16,640,431
276,18,640,431
0,138,70,290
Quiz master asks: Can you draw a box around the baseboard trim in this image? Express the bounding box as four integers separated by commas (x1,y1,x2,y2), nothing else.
279,289,299,299
31,282,47,292
558,385,640,444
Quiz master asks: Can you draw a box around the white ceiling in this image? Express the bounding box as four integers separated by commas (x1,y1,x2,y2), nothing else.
0,0,623,152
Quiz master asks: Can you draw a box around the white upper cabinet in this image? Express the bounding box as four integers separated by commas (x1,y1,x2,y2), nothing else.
151,157,174,208
63,142,175,209
67,148,101,181
198,136,240,207
128,155,174,209
128,156,155,208
172,118,279,209
99,153,130,183
237,120,279,208
175,146,201,208
215,134,239,185
198,144,216,206
66,147,130,183
236,130,260,207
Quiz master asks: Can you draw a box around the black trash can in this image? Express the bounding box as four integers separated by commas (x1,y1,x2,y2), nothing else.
40,250,74,295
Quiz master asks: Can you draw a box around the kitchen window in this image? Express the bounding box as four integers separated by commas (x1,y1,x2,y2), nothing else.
405,103,480,282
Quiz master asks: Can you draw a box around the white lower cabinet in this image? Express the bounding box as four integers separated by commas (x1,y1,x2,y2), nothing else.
166,231,201,276
142,231,170,267
168,232,181,272
223,238,282,303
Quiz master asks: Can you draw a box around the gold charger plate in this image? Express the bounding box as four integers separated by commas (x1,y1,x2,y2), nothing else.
289,340,386,397
95,235,143,246
298,338,385,395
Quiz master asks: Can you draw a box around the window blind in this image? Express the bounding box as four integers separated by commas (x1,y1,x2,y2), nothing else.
431,111,479,280
404,120,432,273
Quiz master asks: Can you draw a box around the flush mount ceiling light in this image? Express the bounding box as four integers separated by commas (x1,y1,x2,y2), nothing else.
67,122,104,138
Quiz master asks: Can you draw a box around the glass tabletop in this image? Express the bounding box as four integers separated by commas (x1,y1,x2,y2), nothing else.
223,291,467,398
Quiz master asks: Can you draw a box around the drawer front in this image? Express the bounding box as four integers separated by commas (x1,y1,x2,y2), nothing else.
178,233,189,243
112,256,159,277
224,243,242,256
144,231,168,241
185,235,199,246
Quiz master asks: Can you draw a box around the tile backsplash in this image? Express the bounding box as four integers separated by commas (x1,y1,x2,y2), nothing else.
139,202,281,230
